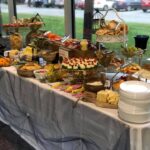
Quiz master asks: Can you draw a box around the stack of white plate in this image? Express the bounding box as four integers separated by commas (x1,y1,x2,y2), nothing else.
118,81,150,123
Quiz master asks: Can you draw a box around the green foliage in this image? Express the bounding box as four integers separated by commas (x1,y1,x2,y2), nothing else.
1,12,150,58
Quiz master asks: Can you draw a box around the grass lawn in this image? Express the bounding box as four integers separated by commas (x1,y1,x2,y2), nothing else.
1,12,150,57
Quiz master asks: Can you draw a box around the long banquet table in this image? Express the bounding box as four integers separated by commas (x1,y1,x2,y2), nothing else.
0,66,150,150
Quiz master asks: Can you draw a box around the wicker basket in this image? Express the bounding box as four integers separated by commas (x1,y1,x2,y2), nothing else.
95,8,128,45
96,34,128,43
17,65,39,77
38,50,58,62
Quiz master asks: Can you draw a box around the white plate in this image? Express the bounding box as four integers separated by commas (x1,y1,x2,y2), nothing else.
118,108,150,123
120,81,150,100
119,100,150,114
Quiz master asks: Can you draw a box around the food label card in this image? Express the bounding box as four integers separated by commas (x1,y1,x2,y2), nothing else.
59,47,69,58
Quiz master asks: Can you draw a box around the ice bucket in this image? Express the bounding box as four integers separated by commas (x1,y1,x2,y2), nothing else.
134,35,149,50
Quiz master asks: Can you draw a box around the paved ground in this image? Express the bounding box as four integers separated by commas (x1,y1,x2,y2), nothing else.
1,3,150,23
0,121,35,150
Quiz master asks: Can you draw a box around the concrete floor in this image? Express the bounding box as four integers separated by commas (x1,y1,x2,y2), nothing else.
0,121,35,150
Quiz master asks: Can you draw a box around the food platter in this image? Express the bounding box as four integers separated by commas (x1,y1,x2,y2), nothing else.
132,69,150,83
96,34,128,43
84,81,105,93
0,57,12,67
62,67,99,84
83,91,118,109
96,101,118,109
17,66,35,77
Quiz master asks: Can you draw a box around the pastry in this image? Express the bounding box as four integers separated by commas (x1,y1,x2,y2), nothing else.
96,20,128,36
0,57,11,67
20,63,41,71
143,64,150,71
121,63,141,74
113,80,125,91
62,57,98,70
107,20,118,30
96,28,110,35
9,49,19,59
136,69,150,80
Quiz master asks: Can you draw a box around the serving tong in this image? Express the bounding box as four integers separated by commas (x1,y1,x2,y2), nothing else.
61,35,70,43
110,62,132,90
73,97,82,109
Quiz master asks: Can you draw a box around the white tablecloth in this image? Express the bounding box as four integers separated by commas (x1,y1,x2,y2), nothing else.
0,66,149,150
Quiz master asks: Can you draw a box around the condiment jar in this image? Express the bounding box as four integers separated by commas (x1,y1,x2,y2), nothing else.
80,39,88,51
9,32,23,50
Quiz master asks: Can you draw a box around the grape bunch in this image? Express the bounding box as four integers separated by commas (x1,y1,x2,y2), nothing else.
121,46,138,58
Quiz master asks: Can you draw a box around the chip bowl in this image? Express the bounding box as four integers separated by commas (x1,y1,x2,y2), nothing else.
33,69,48,81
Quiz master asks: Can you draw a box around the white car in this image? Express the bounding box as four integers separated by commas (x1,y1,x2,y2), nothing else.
94,0,115,10
55,0,64,8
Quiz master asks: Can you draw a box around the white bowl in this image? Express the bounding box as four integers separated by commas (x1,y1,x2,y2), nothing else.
34,69,48,80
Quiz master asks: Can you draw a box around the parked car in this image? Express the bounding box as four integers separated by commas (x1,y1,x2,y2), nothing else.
55,0,64,8
75,0,85,9
76,0,114,10
94,0,115,10
112,0,141,11
141,0,150,12
34,0,43,7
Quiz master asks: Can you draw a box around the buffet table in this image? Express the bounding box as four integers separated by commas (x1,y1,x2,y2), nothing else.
0,66,149,150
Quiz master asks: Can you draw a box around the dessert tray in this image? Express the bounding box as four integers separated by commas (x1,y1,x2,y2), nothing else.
62,67,99,84
62,57,98,70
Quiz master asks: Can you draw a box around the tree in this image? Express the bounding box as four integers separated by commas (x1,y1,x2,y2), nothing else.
51,0,55,5
16,0,25,3
28,0,31,7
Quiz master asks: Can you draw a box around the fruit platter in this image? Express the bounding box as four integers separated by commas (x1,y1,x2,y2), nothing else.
121,46,142,58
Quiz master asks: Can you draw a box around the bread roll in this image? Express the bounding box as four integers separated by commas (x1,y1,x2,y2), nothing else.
96,28,110,35
118,23,128,34
107,20,118,30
